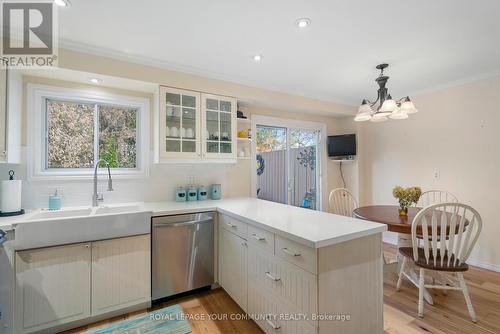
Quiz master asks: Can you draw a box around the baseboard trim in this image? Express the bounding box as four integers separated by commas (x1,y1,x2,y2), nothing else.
382,232,500,273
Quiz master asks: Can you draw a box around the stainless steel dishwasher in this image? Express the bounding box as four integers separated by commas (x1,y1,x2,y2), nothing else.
152,212,214,301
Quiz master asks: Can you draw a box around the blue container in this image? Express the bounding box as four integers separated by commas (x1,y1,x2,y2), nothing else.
210,184,221,200
48,190,62,210
197,186,208,201
187,187,198,201
175,187,187,202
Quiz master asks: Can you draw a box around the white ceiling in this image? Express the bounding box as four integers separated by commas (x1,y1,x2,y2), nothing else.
59,0,500,106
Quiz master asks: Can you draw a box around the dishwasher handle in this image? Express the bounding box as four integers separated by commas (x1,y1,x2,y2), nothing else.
154,218,213,228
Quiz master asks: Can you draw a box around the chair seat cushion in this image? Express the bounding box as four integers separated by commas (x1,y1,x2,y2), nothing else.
399,247,469,272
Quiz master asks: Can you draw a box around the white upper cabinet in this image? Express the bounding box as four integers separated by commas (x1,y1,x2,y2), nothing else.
156,86,237,162
201,93,237,159
159,86,201,159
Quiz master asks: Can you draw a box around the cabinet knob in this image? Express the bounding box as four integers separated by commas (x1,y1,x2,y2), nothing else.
84,244,90,248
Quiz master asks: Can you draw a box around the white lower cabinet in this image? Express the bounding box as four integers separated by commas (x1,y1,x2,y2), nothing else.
219,228,247,311
14,234,151,334
15,242,91,334
91,235,151,315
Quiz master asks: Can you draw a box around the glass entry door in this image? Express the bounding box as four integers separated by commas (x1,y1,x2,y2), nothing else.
255,124,320,210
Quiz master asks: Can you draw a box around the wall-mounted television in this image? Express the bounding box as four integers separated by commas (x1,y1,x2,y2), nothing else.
328,134,356,159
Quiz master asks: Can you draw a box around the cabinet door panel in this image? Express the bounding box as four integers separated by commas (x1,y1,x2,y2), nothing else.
201,93,237,159
219,228,247,311
15,243,91,334
160,86,201,159
91,235,151,316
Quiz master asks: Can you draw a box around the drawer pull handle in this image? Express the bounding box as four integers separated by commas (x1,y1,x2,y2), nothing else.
281,247,301,257
265,272,281,282
251,233,265,241
265,315,281,330
226,222,237,229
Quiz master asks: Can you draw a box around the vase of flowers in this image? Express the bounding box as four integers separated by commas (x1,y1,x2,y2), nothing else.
392,186,422,217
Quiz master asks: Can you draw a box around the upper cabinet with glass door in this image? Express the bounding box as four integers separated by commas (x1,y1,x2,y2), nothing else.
159,86,201,159
202,94,237,159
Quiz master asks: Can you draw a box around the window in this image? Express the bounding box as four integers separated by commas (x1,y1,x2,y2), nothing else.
28,84,150,180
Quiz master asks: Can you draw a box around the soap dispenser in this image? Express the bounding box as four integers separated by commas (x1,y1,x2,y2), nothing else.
49,189,62,211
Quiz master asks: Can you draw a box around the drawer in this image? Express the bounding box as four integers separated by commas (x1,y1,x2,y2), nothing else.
275,235,317,274
219,214,247,239
247,224,274,254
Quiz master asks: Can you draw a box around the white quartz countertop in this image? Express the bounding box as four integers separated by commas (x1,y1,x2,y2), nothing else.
1,198,387,248
145,197,387,248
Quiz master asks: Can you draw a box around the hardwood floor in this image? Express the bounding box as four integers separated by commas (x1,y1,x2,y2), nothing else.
62,244,500,334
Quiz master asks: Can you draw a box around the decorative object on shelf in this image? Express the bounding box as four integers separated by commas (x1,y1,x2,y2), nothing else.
297,146,316,170
187,186,198,201
48,189,62,211
175,187,187,202
210,184,222,200
237,130,249,138
256,154,265,175
0,170,24,217
237,104,247,119
392,186,422,217
355,63,418,123
197,186,208,201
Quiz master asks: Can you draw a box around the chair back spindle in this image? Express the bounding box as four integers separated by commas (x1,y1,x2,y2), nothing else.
411,203,482,268
329,188,358,217
417,190,458,208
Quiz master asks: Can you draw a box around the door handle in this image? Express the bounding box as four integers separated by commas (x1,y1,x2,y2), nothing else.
154,218,212,228
281,247,301,257
226,222,237,229
251,233,265,241
0,229,6,246
265,272,281,282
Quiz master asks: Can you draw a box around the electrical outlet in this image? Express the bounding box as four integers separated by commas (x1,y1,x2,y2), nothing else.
433,170,440,181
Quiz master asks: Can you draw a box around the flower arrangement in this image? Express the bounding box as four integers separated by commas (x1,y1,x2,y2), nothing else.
392,186,422,216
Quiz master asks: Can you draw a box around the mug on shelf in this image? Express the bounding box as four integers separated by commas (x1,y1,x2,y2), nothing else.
186,128,194,138
181,128,186,137
166,126,171,137
170,127,179,137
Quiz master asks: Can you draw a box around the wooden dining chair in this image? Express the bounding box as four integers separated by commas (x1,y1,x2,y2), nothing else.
396,202,482,322
417,190,458,208
328,188,358,217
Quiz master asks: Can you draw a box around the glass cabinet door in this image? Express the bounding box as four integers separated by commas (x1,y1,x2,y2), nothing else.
202,94,236,158
160,87,200,158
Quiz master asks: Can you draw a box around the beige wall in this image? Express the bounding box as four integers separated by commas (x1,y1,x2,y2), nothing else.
354,75,500,270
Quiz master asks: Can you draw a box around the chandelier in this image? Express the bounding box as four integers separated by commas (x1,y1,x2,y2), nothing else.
354,64,417,122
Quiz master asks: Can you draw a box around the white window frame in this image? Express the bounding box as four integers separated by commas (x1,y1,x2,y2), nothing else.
27,84,150,180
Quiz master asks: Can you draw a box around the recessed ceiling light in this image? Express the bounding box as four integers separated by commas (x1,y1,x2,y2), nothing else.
296,18,311,28
253,54,262,62
90,78,102,84
54,0,71,7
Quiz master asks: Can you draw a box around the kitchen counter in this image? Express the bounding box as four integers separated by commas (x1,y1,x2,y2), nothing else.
142,198,387,248
1,198,386,249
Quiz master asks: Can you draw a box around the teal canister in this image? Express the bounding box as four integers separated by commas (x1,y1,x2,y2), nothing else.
187,186,198,201
175,187,187,202
48,189,62,210
197,186,208,201
210,184,221,200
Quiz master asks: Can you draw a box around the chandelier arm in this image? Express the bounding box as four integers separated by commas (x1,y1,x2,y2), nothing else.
368,95,380,108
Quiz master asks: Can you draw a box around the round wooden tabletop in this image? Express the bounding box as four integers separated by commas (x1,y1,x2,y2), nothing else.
353,205,419,234
353,205,468,235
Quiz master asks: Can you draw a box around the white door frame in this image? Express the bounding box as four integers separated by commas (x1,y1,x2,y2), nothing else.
251,115,327,211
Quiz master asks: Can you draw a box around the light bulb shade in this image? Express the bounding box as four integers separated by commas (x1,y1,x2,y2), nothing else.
379,98,397,114
358,101,373,115
400,98,418,114
354,113,371,122
389,109,409,120
370,113,388,122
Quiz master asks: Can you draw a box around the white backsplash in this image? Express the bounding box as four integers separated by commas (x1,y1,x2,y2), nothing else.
0,149,250,209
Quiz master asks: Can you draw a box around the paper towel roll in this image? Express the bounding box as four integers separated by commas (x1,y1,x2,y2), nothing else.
1,180,22,213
